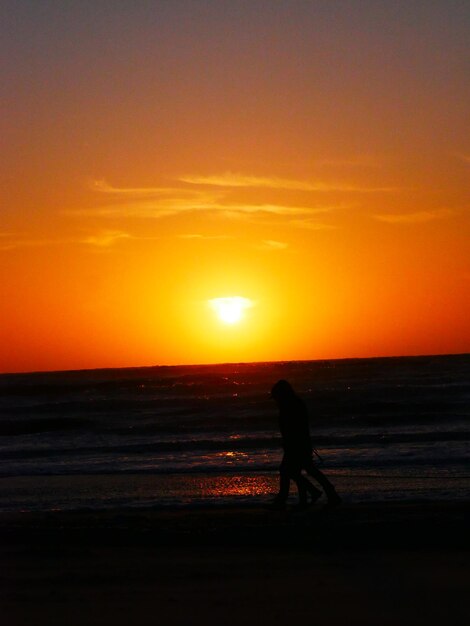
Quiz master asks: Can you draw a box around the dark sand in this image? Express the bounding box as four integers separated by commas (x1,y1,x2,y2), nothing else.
1,502,469,626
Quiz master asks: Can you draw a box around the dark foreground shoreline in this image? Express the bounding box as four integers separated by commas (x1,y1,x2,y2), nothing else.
2,501,469,549
2,502,469,626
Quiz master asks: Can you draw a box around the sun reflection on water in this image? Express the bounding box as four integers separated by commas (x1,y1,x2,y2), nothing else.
200,475,275,497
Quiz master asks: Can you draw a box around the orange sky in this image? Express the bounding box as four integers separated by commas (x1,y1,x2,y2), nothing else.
1,1,469,373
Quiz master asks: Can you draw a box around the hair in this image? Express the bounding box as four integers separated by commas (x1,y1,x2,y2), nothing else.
271,379,295,400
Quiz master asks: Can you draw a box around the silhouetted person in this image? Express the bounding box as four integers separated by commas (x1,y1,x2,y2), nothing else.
269,379,341,510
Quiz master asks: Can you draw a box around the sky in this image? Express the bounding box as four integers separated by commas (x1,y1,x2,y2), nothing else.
1,0,469,373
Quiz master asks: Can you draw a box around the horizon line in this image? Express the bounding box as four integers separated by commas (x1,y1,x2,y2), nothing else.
1,351,468,377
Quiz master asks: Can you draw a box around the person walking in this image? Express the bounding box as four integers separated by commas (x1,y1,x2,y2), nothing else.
269,379,341,510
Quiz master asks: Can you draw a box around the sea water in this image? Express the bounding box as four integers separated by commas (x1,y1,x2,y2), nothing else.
0,354,469,512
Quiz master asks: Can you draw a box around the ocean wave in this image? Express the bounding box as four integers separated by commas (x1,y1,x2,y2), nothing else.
1,430,468,460
1,456,469,478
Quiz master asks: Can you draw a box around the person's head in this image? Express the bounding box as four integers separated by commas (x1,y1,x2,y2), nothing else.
271,379,295,402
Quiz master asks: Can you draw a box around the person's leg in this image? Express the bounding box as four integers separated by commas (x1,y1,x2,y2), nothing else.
277,466,291,501
291,472,307,505
301,474,323,502
268,455,290,508
282,456,321,506
304,458,341,505
293,473,321,506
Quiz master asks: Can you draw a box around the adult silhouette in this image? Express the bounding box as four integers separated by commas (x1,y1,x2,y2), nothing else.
269,379,341,510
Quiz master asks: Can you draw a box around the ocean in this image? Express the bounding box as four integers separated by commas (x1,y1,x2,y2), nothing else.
1,354,469,512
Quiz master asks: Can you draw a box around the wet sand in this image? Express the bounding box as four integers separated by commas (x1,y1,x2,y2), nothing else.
1,502,469,626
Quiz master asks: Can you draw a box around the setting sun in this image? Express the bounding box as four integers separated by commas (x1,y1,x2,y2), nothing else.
209,297,253,325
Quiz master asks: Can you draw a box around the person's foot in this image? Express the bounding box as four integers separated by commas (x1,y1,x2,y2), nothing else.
323,493,341,510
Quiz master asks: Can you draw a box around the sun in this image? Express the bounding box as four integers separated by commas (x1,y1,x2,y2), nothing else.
209,297,253,325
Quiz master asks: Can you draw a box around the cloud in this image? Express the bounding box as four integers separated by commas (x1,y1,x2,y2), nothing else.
0,234,61,251
67,181,329,219
179,172,396,193
313,155,380,168
221,203,320,216
63,177,366,223
81,230,133,247
91,180,188,196
259,240,288,250
180,173,329,191
290,218,337,230
83,180,225,217
373,209,455,224
0,230,159,252
178,233,233,240
66,197,330,219
65,197,220,218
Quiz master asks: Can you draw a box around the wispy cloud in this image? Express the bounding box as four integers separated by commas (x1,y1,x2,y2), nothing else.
67,181,334,219
91,180,187,196
1,229,138,252
81,230,133,247
290,218,337,230
179,172,396,193
64,177,365,223
64,197,220,218
180,173,328,191
258,239,289,250
0,234,61,251
67,195,330,219
313,155,380,168
178,233,233,240
373,209,455,224
222,203,320,216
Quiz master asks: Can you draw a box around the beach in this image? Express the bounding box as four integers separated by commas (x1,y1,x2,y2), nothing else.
1,356,469,624
2,501,469,626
